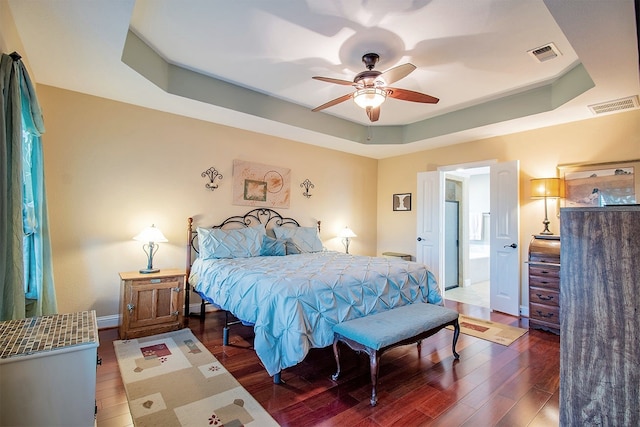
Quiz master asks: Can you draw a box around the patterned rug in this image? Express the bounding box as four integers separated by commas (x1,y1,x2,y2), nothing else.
114,329,279,426
447,314,528,346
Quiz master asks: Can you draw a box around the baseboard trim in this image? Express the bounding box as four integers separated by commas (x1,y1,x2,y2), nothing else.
97,314,120,329
97,304,220,330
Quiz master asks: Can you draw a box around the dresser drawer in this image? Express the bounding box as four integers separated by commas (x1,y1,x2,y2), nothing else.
529,275,559,291
529,287,559,307
529,303,560,325
529,264,560,288
529,255,560,265
530,302,560,325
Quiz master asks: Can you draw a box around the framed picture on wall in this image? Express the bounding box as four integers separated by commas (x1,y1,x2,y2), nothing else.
393,193,412,211
558,159,639,207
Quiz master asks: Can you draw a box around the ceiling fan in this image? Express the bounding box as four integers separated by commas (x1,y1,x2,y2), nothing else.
312,53,439,122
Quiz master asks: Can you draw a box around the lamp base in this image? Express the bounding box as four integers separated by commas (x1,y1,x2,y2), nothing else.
139,268,160,274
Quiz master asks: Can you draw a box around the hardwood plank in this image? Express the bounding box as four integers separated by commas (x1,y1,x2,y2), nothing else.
96,302,560,427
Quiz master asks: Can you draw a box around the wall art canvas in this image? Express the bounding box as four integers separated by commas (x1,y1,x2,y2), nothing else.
559,160,638,207
232,160,291,208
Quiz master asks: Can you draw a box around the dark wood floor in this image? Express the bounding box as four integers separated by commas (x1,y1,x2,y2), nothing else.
95,301,560,427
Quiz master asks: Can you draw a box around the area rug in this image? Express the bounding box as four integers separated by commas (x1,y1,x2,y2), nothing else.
447,314,528,346
114,328,279,427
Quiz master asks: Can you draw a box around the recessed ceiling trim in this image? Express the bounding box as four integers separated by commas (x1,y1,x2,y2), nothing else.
122,30,595,147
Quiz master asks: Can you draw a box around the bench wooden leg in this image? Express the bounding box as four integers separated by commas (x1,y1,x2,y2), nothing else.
452,319,460,359
369,349,380,406
331,338,341,381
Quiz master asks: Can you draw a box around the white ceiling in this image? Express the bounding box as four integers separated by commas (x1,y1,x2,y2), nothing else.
6,0,639,159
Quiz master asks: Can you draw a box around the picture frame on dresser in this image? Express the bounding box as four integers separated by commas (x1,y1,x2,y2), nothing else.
557,159,639,208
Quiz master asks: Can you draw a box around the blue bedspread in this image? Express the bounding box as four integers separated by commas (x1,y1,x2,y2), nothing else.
190,251,442,376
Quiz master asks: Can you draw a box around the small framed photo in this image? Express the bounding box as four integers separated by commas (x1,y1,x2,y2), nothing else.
393,193,412,211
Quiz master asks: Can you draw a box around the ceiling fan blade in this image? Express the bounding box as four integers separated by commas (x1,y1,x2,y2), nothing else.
386,87,439,104
312,93,353,112
312,76,354,86
380,63,416,85
366,106,380,122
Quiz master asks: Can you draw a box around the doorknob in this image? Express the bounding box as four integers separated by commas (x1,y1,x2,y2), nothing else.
417,237,423,241
504,243,517,249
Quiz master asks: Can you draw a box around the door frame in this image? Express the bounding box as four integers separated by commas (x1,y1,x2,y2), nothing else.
417,159,522,315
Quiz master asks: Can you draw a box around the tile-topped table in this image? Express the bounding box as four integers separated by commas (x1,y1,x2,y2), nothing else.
0,310,99,426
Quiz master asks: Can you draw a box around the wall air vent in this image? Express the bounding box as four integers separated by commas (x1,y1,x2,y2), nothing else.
527,43,562,62
588,96,640,115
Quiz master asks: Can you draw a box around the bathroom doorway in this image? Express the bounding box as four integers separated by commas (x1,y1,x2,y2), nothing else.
444,167,490,308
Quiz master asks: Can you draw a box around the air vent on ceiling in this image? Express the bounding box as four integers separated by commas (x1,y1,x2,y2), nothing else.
588,96,640,115
527,42,562,62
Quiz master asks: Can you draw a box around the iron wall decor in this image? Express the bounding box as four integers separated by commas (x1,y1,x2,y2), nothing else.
202,167,223,191
393,193,412,211
300,179,314,198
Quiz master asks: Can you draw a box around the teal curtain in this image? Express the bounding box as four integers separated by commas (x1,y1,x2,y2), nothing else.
1,52,57,320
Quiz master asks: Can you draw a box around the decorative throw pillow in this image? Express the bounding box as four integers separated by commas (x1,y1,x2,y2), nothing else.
273,226,323,254
260,235,287,257
197,224,266,259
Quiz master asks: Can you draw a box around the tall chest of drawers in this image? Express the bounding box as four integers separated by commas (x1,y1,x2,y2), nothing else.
528,235,560,334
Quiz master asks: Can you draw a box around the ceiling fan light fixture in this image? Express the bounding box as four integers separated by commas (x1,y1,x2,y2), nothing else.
353,87,387,109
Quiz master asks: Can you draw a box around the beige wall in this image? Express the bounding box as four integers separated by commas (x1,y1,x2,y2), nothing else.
38,85,378,317
377,109,640,306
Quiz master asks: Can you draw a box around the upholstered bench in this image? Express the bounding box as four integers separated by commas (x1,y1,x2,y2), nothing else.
331,302,460,406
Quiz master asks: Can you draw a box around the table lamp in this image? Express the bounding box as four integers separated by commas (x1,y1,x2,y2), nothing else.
337,227,357,254
133,224,168,273
531,178,561,235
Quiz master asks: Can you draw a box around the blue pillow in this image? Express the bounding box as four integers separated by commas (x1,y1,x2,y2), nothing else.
260,235,286,257
197,224,266,259
273,226,323,254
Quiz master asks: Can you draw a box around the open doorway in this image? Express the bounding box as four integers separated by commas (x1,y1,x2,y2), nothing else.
444,167,490,308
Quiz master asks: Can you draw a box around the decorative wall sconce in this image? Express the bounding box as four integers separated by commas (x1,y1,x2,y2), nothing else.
300,179,314,198
202,167,223,191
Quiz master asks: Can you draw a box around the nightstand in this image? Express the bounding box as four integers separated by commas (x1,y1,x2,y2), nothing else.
382,252,412,261
119,269,186,339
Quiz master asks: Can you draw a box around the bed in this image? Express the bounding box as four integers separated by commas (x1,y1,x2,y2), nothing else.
185,208,443,382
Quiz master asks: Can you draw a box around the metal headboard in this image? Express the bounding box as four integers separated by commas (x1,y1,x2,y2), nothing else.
184,208,321,317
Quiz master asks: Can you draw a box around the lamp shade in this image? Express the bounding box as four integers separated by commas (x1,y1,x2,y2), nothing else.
133,224,168,243
337,227,357,238
353,88,387,109
531,178,561,199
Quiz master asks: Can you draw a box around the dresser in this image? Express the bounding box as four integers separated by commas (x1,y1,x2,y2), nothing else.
528,235,560,334
0,311,99,426
560,206,639,426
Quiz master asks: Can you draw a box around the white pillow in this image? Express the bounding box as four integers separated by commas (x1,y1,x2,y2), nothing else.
197,224,266,259
273,226,323,254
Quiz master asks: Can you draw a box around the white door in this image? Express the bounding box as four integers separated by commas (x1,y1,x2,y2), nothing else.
416,171,444,296
489,160,520,315
418,161,520,314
